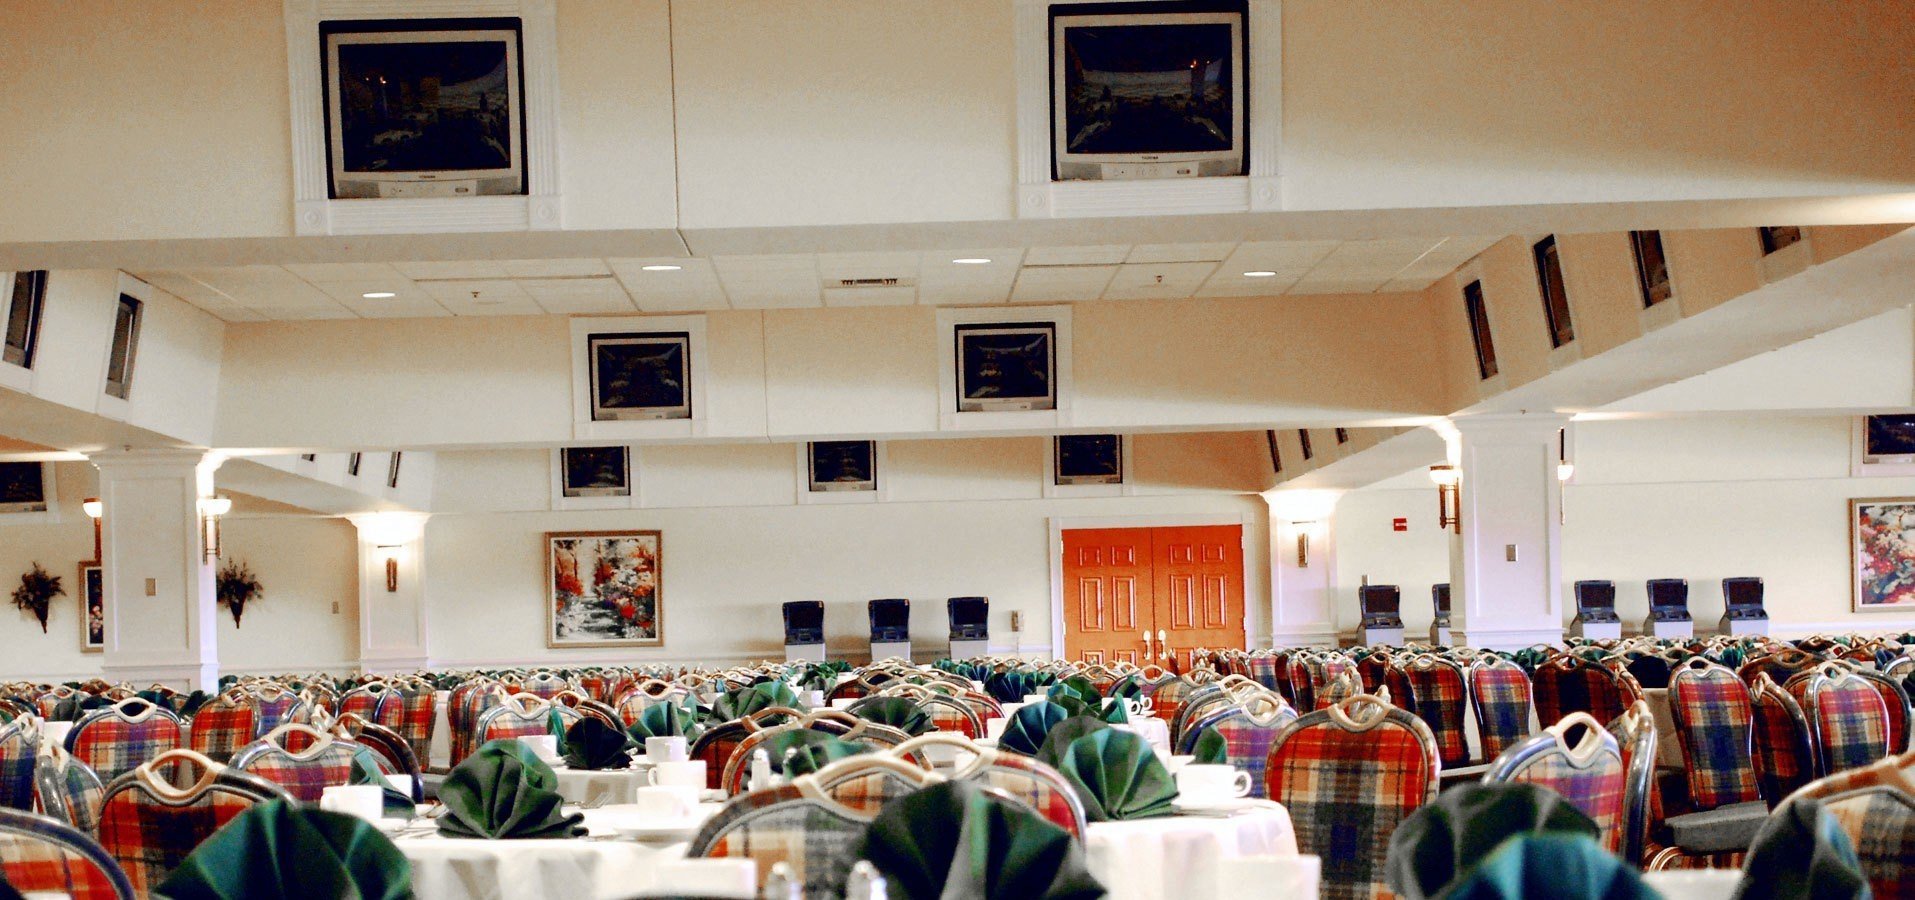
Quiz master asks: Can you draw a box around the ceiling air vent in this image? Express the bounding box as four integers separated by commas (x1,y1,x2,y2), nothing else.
833,276,916,288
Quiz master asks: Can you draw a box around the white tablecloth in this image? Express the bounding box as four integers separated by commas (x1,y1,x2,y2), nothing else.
1084,807,1298,900
550,765,647,807
398,804,720,900
1115,717,1172,755
429,691,452,771
1643,869,1741,900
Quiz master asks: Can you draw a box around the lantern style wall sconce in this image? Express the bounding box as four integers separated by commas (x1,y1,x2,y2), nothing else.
377,545,402,592
82,497,103,559
1428,464,1461,533
1266,490,1340,569
198,496,232,563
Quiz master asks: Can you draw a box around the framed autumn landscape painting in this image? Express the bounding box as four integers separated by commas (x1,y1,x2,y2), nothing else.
546,530,663,647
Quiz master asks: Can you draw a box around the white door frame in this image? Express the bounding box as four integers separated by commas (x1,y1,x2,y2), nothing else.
1048,512,1256,661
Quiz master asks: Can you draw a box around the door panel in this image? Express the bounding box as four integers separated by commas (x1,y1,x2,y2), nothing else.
1152,526,1245,671
1062,525,1245,669
1062,528,1154,664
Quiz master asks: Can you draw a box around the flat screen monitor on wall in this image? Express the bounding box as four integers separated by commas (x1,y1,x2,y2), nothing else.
955,323,1056,412
322,18,526,199
1051,4,1246,181
0,462,47,514
589,332,692,421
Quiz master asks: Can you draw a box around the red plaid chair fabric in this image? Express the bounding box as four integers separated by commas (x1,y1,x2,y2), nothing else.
447,681,504,766
0,806,135,900
967,753,1088,839
1287,653,1354,712
688,782,874,898
1667,659,1763,811
69,700,184,784
1265,694,1440,900
1485,712,1628,852
243,687,309,735
1801,664,1891,776
0,717,37,811
1247,654,1283,691
1781,753,1915,900
330,715,416,789
371,686,436,766
1534,655,1641,733
229,726,365,802
1356,653,1391,695
474,694,562,750
334,684,392,723
921,696,983,738
1400,656,1470,767
518,671,574,701
1470,657,1533,762
1168,684,1232,750
1315,668,1366,711
1748,672,1816,806
186,694,257,764
1143,674,1199,725
33,688,81,721
1854,668,1910,754
95,750,289,895
723,712,913,796
33,747,107,834
807,756,935,815
1195,699,1297,800
1736,648,1824,690
1606,701,1660,867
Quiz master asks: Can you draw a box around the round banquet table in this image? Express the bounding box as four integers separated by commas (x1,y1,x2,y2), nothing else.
396,803,723,900
550,764,648,807
1112,716,1172,755
1083,806,1298,900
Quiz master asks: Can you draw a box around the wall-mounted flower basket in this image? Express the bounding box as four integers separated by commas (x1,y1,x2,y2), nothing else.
12,562,65,633
217,559,262,628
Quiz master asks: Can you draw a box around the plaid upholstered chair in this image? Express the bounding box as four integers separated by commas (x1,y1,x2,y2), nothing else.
518,670,576,701
229,723,366,802
722,710,916,795
370,684,437,766
447,680,506,766
333,682,394,724
1399,655,1470,768
473,693,564,748
330,713,421,798
69,699,184,783
1736,647,1823,689
893,733,1089,838
186,691,257,764
0,806,135,900
1852,667,1912,754
1315,667,1367,711
1533,654,1641,729
1470,656,1534,762
95,749,290,895
1246,652,1284,691
612,679,693,727
1606,701,1659,867
33,742,107,833
1287,652,1355,712
1187,692,1296,799
1748,672,1817,806
1799,663,1892,776
0,717,37,811
241,684,309,735
34,686,82,721
804,753,940,815
1265,694,1441,900
687,781,875,897
1484,712,1628,852
1772,750,1915,899
1667,658,1763,812
1141,672,1200,726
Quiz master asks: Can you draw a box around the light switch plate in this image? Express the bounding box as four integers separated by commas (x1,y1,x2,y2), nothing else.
1505,544,1518,562
144,578,157,596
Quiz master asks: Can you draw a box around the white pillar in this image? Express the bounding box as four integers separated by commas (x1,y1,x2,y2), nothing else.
346,512,431,673
1266,490,1343,648
91,450,225,691
1448,413,1570,650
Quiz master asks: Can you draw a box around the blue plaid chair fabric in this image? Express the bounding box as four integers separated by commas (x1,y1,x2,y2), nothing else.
96,751,290,895
1784,756,1915,900
1247,654,1283,691
33,749,106,834
69,701,184,783
1471,657,1533,762
371,686,437,766
447,681,504,766
334,684,391,723
517,671,575,701
1802,665,1891,776
229,730,366,803
1484,712,1628,853
1534,655,1640,728
1198,701,1296,800
1606,701,1659,867
0,806,135,900
0,718,37,812
186,694,257,764
1853,669,1911,754
1265,695,1440,900
687,782,874,898
1401,656,1470,767
244,687,309,735
1748,672,1816,806
1667,659,1763,810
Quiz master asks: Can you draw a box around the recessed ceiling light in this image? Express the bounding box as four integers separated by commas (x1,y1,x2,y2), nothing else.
1243,271,1278,278
951,258,992,265
360,291,397,299
640,264,683,272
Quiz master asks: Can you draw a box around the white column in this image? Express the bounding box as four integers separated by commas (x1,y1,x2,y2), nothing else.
1266,490,1343,648
346,512,431,673
1448,413,1570,650
91,450,225,691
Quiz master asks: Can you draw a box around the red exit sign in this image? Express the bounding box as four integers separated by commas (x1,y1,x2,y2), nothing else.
1392,517,1408,532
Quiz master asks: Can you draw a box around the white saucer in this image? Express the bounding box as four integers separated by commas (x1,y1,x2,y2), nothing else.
373,817,411,833
1171,796,1281,817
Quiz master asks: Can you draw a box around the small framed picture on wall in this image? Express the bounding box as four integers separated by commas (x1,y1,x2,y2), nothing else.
561,446,632,498
1054,434,1124,485
79,562,104,652
808,441,877,492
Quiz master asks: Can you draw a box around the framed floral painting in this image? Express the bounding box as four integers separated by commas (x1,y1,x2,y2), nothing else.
1850,498,1915,612
547,530,662,647
79,562,103,652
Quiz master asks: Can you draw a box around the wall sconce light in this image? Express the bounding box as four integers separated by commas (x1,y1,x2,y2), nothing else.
377,545,402,592
82,498,103,559
1295,528,1313,568
198,496,232,563
1428,464,1461,533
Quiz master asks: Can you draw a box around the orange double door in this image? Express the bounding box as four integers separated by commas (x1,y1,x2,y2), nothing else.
1061,525,1245,671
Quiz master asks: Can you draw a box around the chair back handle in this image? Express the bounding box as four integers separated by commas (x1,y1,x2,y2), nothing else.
261,721,335,755
135,748,223,800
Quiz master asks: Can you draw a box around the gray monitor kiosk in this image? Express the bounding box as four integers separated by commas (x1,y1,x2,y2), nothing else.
1643,578,1693,639
1719,577,1769,637
1358,584,1405,647
868,598,912,662
783,601,826,663
947,596,989,659
1430,584,1452,647
1570,581,1622,641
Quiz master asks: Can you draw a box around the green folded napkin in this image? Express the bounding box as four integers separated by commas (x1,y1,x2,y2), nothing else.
780,736,871,777
1107,676,1142,701
985,671,1034,704
436,739,585,840
1047,677,1101,709
858,780,1107,900
1732,797,1871,900
1000,701,1073,756
626,697,700,743
849,697,934,737
1437,833,1660,900
1098,699,1129,725
562,717,636,771
1385,783,1599,900
153,799,412,900
754,728,846,776
1034,716,1111,772
1049,729,1176,822
709,681,799,723
348,748,416,817
1191,728,1227,765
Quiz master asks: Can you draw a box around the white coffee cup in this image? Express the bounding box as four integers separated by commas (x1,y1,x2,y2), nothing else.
984,717,1008,740
1176,764,1252,803
651,759,707,790
634,785,701,821
1151,749,1194,776
518,734,560,762
319,784,385,823
1126,697,1154,718
646,736,689,762
651,859,757,899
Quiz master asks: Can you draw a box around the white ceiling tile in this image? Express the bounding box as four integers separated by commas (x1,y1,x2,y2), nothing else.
1194,270,1306,297
130,271,237,309
520,277,637,314
393,260,511,281
1023,245,1129,266
713,255,820,309
259,305,359,321
607,259,729,312
1287,276,1389,295
1125,243,1237,264
282,262,405,283
182,266,343,312
422,280,543,316
1102,261,1218,300
336,297,452,319
816,252,919,282
499,258,612,279
309,280,433,305
918,251,1022,305
1009,265,1117,303
1219,241,1341,275
822,285,917,307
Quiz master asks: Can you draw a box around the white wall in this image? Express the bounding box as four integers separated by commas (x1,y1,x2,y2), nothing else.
0,464,101,681
1333,415,1915,638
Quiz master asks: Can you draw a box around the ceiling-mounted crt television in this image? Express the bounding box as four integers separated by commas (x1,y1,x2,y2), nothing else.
1051,5,1245,181
322,18,525,199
